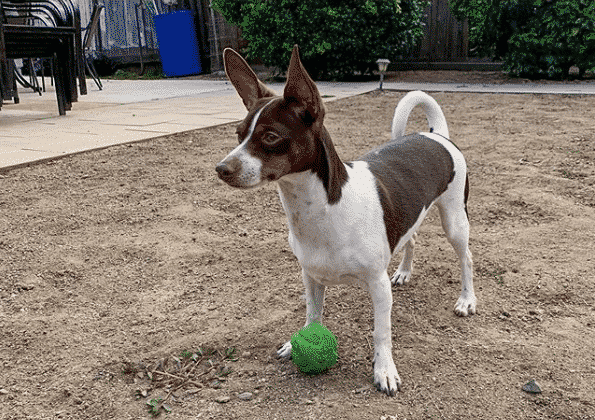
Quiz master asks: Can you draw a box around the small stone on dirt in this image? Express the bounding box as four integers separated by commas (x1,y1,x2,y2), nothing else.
238,392,253,401
241,351,251,358
0,389,8,395
215,395,230,403
522,379,542,394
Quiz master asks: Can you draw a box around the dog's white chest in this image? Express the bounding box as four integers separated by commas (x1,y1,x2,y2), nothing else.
278,162,391,286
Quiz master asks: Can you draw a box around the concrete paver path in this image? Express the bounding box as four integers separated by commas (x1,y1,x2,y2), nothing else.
1,77,593,170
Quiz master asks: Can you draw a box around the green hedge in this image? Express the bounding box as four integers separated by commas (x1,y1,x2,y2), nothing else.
450,0,595,79
211,0,428,80
505,1,595,79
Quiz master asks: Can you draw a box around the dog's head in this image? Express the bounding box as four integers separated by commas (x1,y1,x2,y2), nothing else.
215,45,327,189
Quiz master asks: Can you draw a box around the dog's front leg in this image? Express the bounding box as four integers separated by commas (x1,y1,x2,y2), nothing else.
277,269,326,358
369,272,401,396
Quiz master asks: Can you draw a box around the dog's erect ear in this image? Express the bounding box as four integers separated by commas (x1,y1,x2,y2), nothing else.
224,48,277,110
283,45,325,124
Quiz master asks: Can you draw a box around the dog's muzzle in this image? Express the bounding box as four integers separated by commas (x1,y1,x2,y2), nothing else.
215,159,246,188
215,156,262,189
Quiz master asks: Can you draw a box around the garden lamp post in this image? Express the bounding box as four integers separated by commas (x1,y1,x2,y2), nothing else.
376,59,390,91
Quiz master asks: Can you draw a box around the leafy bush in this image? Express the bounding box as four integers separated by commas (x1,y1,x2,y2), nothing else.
450,0,595,79
505,1,595,79
449,0,534,59
211,0,428,80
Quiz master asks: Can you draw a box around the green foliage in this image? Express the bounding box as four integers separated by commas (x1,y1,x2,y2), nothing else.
505,1,595,79
109,67,164,80
146,397,171,417
211,0,428,80
450,0,595,79
450,0,534,59
146,397,163,417
223,347,238,361
179,349,194,359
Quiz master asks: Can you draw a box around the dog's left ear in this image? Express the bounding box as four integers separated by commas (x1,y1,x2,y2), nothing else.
284,45,325,124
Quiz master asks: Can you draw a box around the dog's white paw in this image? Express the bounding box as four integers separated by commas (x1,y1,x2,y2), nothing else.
373,357,401,396
277,341,292,359
454,294,477,317
390,268,412,286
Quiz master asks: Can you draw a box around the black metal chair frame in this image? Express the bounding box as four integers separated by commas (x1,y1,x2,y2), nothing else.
0,0,86,115
83,2,103,90
14,58,43,94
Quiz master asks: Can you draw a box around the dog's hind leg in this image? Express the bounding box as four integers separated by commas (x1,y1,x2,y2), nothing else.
390,233,417,286
436,200,476,317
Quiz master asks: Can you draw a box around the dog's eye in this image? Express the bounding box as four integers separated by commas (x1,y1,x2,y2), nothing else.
261,131,282,146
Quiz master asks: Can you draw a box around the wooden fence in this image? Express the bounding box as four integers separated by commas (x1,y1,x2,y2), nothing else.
412,0,469,62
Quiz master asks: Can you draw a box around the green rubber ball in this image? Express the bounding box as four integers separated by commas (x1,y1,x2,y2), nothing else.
291,322,338,375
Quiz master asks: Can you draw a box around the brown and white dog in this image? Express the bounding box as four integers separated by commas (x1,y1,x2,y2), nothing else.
215,46,476,396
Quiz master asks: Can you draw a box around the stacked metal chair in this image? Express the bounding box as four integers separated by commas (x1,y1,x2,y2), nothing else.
0,0,86,115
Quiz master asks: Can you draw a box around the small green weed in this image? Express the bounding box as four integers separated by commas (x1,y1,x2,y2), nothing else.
146,397,160,417
224,347,238,361
491,269,506,285
179,350,194,360
478,266,507,285
146,397,171,417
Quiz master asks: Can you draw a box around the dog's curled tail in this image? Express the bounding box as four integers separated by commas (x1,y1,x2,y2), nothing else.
391,90,449,140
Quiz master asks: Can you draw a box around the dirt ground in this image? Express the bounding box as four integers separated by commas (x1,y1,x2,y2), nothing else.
1,79,595,419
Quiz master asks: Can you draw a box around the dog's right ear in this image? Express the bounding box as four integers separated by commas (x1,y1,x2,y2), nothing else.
224,48,277,111
283,45,325,127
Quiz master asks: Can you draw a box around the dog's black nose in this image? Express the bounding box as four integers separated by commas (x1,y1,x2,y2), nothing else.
216,159,239,179
215,162,231,177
